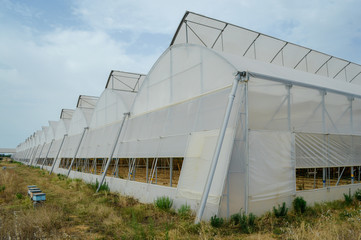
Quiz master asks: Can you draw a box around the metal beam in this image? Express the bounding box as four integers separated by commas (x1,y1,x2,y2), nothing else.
66,128,89,177
96,113,129,192
195,71,245,223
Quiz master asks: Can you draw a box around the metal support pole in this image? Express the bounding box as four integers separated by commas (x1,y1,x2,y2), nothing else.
33,143,46,167
321,91,326,188
26,147,35,165
28,145,40,166
97,113,129,192
195,71,245,223
336,167,346,186
170,158,173,187
287,84,292,131
50,134,67,175
42,139,54,169
66,127,88,177
146,158,149,183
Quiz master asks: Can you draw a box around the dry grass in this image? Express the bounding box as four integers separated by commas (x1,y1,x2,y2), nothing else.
1,160,361,239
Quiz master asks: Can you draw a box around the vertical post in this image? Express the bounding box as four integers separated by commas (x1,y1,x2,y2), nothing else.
321,91,326,188
244,79,250,214
195,72,245,223
42,139,54,169
286,84,292,131
146,158,149,183
49,134,67,175
66,127,88,177
170,158,173,187
350,97,354,185
97,113,129,192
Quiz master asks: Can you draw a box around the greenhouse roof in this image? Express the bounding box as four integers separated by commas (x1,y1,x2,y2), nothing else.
60,109,75,119
105,70,146,92
171,11,361,85
76,95,99,108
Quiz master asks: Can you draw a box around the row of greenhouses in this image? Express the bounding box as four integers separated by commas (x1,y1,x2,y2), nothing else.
14,12,361,221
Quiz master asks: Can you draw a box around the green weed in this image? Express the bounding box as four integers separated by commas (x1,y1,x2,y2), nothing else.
273,202,288,218
154,196,173,211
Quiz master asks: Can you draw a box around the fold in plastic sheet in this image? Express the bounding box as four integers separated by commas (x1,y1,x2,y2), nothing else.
176,129,235,205
249,131,295,202
295,132,361,168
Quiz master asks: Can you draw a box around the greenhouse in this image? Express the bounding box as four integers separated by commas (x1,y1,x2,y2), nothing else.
13,12,361,221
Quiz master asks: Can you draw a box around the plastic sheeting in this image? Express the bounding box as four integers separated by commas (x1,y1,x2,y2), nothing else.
249,131,295,201
296,133,361,168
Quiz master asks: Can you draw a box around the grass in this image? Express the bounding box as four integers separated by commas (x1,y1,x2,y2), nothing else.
1,161,361,239
154,196,173,211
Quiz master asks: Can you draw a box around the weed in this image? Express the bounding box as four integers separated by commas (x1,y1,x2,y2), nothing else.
15,193,23,199
343,193,353,206
210,215,223,228
231,211,256,233
354,189,361,201
293,197,307,214
178,204,191,218
154,196,173,211
90,179,110,192
273,202,288,218
0,184,5,192
57,173,66,180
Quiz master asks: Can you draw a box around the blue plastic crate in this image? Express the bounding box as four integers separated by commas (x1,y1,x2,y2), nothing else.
32,193,46,201
27,185,37,189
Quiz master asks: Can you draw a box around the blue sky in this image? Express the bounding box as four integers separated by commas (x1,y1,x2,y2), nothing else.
1,0,361,148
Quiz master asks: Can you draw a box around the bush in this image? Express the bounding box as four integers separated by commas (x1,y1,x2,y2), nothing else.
90,179,110,192
15,193,23,199
354,189,361,201
210,215,223,228
343,193,353,206
293,197,307,214
273,202,288,218
231,211,256,233
154,196,173,211
178,204,191,217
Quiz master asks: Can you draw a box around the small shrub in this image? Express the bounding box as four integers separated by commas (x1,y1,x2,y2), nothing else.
343,193,353,206
210,215,223,228
57,174,66,181
90,179,110,192
273,202,288,218
178,204,191,217
0,185,5,192
231,211,256,233
15,193,23,199
293,197,307,214
354,189,361,201
154,196,173,211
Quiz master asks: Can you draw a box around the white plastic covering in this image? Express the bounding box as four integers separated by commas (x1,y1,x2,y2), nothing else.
171,12,361,85
296,133,361,168
60,107,94,158
132,44,237,115
248,131,295,201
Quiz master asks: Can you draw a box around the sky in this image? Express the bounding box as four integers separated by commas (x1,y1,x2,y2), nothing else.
1,0,361,148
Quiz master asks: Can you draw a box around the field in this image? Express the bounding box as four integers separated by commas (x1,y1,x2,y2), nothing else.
1,160,361,239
